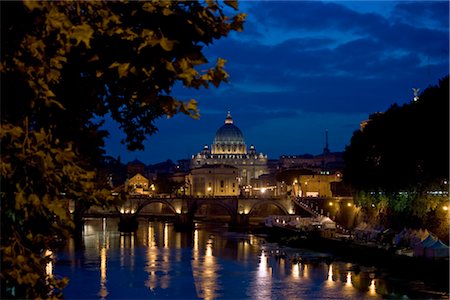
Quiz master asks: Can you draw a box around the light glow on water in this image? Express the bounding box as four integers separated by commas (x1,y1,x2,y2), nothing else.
327,264,333,282
346,272,352,287
369,279,376,295
291,263,300,278
54,219,447,300
98,247,108,299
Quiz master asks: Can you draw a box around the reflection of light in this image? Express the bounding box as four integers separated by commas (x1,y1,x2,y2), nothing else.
258,251,270,278
120,235,125,266
145,224,157,291
45,249,53,278
346,272,352,287
98,247,108,298
303,264,308,279
327,264,333,282
261,188,266,193
291,263,299,278
443,206,448,211
84,224,94,234
369,279,376,295
148,223,155,247
194,230,199,251
192,233,219,299
347,202,352,207
163,223,169,248
329,202,333,206
206,240,213,257
253,250,272,299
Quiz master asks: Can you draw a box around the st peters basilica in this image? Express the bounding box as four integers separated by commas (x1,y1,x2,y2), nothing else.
189,112,269,196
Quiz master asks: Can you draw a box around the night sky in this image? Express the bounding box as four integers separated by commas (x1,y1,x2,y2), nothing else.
103,1,449,165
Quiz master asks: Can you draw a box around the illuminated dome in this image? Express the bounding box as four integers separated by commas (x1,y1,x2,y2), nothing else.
212,112,247,154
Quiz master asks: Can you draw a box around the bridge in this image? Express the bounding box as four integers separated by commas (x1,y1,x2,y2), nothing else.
87,195,297,231
85,195,357,232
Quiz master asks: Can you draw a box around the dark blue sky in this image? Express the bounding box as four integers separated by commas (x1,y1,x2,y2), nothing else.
103,1,449,165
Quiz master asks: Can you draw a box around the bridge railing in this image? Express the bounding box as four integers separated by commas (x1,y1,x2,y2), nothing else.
293,197,350,234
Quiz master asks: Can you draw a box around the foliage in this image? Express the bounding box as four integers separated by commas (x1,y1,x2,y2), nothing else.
1,1,245,298
344,76,449,229
345,76,449,193
0,120,115,298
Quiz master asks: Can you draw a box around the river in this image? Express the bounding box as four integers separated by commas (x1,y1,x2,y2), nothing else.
53,218,448,299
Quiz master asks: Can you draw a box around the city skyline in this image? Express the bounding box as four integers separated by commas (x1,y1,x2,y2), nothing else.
101,1,449,164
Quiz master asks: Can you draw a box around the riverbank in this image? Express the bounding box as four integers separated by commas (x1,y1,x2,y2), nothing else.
252,225,449,292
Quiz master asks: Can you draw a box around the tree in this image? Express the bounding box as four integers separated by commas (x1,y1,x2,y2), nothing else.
343,76,449,230
1,1,245,298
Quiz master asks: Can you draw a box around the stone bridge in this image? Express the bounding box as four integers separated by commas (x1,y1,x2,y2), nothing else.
114,196,296,231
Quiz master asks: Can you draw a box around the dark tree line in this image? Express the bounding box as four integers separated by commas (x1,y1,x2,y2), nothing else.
344,76,449,232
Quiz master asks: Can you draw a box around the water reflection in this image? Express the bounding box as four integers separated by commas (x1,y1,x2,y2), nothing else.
192,229,221,299
144,222,171,291
327,263,333,283
251,250,272,299
99,218,109,299
54,219,448,300
369,279,377,296
346,271,352,287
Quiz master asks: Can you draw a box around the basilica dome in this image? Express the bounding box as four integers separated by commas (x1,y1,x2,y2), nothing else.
211,112,247,154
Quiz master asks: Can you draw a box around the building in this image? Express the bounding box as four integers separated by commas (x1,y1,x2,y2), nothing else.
293,172,343,198
126,173,154,195
191,112,269,189
188,164,240,197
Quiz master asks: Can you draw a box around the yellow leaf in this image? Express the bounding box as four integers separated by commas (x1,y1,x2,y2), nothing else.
160,37,175,51
224,0,239,10
216,57,227,68
118,63,130,78
162,8,173,16
109,62,130,78
142,3,156,13
71,24,94,48
165,62,176,73
23,1,43,11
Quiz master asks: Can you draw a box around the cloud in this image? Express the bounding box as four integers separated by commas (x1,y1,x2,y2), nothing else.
103,1,449,164
391,1,449,30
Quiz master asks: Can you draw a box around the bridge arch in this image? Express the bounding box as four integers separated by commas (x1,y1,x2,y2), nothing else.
190,199,235,219
248,200,289,216
136,199,179,216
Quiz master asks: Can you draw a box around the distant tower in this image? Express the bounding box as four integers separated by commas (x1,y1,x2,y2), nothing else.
323,129,330,155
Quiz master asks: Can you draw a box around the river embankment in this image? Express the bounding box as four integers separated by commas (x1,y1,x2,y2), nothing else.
251,225,449,291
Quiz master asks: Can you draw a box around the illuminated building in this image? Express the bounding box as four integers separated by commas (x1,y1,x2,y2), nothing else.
191,112,269,194
127,173,153,195
188,164,240,197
